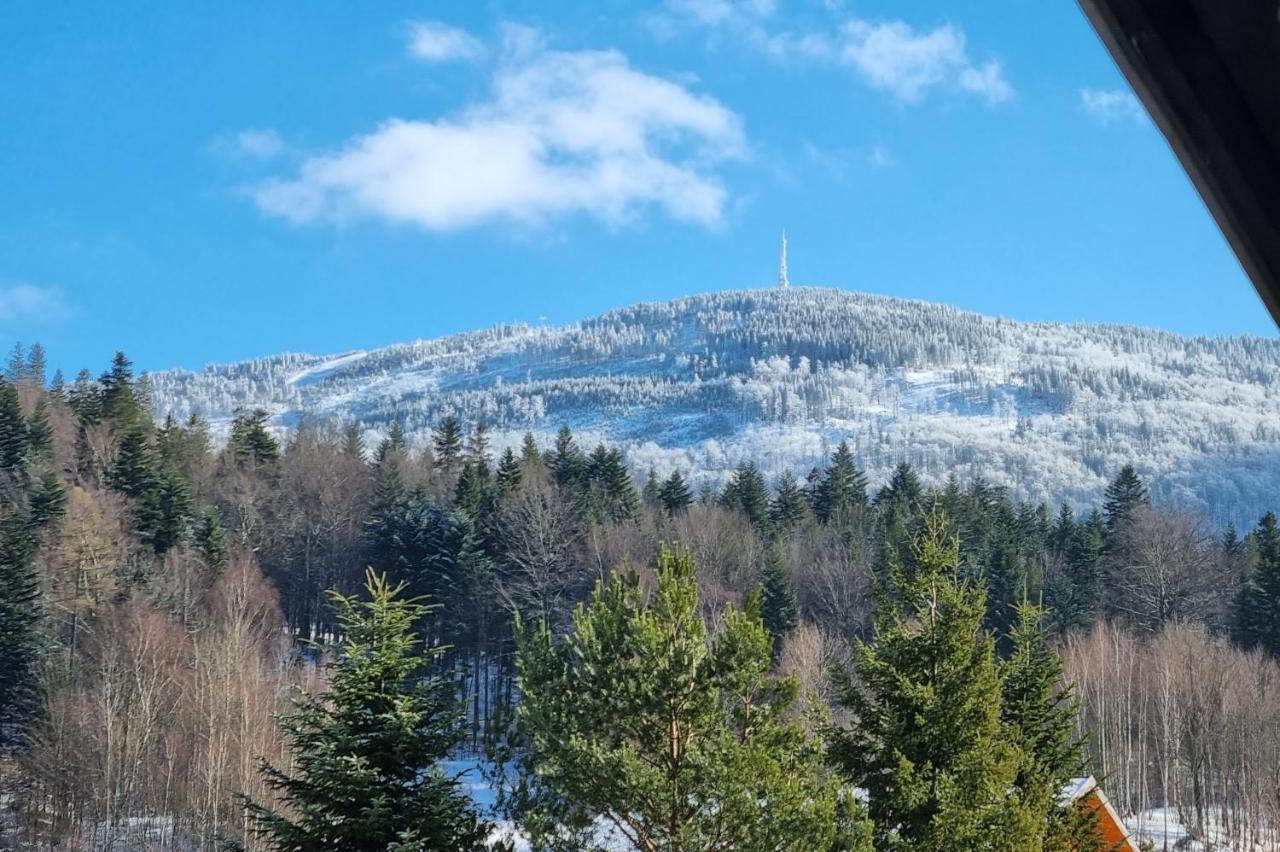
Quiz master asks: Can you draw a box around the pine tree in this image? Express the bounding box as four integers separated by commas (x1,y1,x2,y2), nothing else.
432,416,464,473
814,441,868,525
874,461,924,514
519,432,541,468
759,549,799,653
240,571,490,851
0,380,27,470
110,422,158,499
514,548,870,850
769,470,810,532
830,509,1044,851
1102,464,1148,537
548,425,585,491
658,469,693,516
589,446,638,523
1235,512,1280,657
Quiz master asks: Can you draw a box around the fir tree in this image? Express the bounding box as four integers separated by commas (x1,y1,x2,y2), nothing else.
829,509,1044,851
432,416,464,473
769,470,810,533
814,441,868,525
110,422,159,499
100,351,140,424
240,571,490,851
589,446,638,523
67,369,102,424
519,432,541,468
514,548,870,850
874,461,924,514
1235,512,1280,657
657,469,693,516
1102,464,1148,537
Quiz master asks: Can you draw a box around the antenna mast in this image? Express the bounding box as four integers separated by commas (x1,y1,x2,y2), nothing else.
778,229,790,289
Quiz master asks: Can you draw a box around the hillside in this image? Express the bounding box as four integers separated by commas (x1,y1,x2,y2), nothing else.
147,287,1280,523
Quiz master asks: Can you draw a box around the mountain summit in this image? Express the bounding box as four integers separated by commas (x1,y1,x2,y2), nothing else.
149,287,1280,522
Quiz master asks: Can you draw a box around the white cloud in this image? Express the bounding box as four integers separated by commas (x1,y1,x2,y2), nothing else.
655,2,1012,105
408,20,485,63
0,283,69,324
253,35,746,232
1080,88,1145,123
840,20,1012,104
234,129,286,159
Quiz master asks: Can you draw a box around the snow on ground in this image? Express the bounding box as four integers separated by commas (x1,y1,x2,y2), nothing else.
1126,807,1278,851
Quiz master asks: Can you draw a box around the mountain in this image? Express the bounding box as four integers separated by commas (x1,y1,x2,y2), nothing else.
147,287,1280,524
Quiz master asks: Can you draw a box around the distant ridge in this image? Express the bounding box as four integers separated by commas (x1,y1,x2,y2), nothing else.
148,287,1280,524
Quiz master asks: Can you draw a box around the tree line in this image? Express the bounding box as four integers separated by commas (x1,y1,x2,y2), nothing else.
2,347,1280,849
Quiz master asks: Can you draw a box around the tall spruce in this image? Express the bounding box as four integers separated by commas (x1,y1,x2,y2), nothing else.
432,416,464,473
1235,512,1280,656
0,514,41,750
239,571,490,851
721,460,770,532
769,470,810,532
759,548,799,654
657,469,693,516
829,509,1045,851
814,441,868,525
1102,464,1148,538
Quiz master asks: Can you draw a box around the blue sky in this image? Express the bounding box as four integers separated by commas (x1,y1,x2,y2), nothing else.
1,0,1274,376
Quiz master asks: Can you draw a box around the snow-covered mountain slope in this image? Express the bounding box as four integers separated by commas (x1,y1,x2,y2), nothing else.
147,287,1280,523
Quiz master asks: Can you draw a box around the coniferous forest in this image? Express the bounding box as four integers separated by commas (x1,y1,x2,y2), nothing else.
3,346,1280,849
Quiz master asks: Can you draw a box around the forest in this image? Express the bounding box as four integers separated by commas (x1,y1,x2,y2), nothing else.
2,345,1280,850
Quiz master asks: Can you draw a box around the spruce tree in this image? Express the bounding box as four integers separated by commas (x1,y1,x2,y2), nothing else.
1235,512,1280,656
0,379,27,471
25,398,54,461
759,549,799,653
830,509,1044,851
432,416,464,473
769,470,810,532
4,343,26,382
1000,603,1097,851
196,506,228,570
240,571,490,851
721,460,770,532
228,409,279,468
814,441,867,525
0,513,40,750
514,548,870,850
657,469,693,516
495,447,522,496
23,343,46,388
1102,464,1148,537
641,466,660,509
